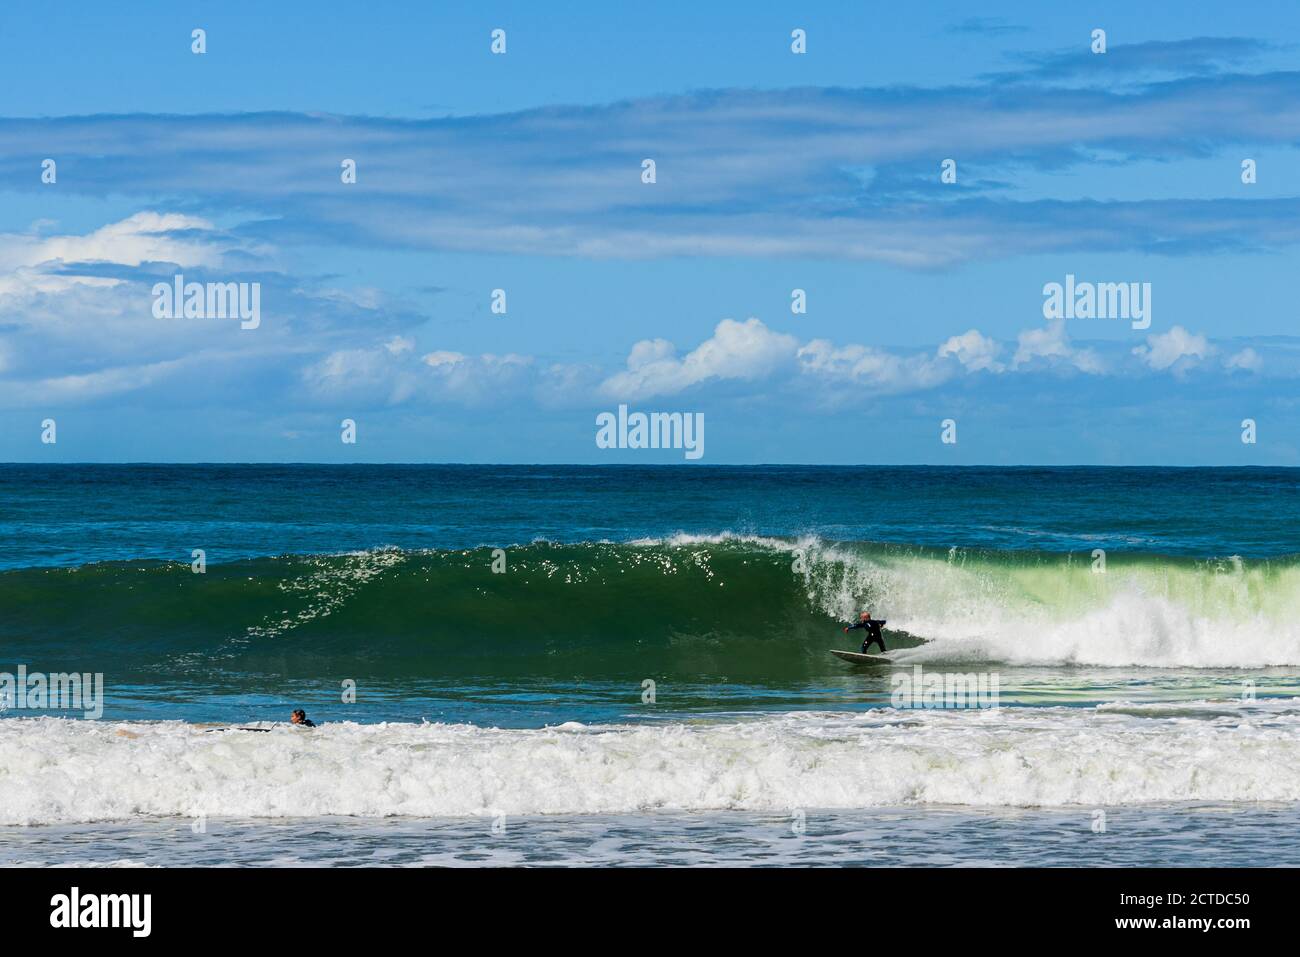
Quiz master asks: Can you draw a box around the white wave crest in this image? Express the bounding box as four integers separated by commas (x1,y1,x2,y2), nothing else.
3,706,1300,824
656,533,1300,668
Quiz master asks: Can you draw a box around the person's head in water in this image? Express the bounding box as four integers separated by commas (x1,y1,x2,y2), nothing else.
860,611,871,621
290,709,313,726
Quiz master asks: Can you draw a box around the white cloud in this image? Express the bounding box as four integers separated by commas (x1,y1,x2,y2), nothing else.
601,318,798,400
0,211,419,406
797,339,953,394
4,212,1284,417
1224,347,1262,372
1013,320,1105,373
600,316,1266,406
0,356,194,406
0,212,234,279
0,212,231,304
1132,325,1213,371
938,329,1004,372
302,346,412,403
421,351,533,405
0,212,275,360
302,342,539,408
422,350,466,368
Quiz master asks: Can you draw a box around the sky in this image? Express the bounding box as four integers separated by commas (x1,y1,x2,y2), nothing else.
1,0,1298,464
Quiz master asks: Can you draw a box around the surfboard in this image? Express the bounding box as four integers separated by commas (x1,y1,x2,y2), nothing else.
200,722,278,733
202,726,273,733
830,649,892,664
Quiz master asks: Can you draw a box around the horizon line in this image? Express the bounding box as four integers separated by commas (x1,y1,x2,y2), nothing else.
0,461,1289,470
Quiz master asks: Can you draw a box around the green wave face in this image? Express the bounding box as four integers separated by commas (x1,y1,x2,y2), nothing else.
4,537,1300,679
0,541,839,681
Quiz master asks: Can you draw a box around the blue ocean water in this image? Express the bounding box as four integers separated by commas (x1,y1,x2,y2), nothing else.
3,464,1297,568
2,465,1298,865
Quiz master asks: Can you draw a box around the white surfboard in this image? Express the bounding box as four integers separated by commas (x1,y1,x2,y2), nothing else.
830,649,892,664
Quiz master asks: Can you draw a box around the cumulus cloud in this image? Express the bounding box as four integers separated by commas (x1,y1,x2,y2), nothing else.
601,318,798,400
1013,320,1106,373
797,339,954,394
938,329,1004,372
421,350,534,405
301,345,421,406
587,317,1291,407
1224,347,1262,372
1132,325,1213,371
302,338,565,410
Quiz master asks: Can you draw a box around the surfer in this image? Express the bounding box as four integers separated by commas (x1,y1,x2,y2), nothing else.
290,709,316,728
844,611,887,654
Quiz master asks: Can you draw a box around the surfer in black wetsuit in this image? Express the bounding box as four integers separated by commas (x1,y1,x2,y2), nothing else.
290,709,316,728
844,611,887,654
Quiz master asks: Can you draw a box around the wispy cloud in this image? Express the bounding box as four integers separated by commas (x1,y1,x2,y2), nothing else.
986,37,1278,85
4,47,1300,267
946,17,1027,38
0,213,423,407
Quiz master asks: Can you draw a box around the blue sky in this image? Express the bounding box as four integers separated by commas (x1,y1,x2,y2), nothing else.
1,1,1298,463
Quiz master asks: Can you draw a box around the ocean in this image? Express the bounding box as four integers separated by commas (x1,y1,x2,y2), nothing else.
2,464,1299,866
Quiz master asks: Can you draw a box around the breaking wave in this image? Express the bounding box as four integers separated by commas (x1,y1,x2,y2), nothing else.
3,534,1298,675
4,702,1300,824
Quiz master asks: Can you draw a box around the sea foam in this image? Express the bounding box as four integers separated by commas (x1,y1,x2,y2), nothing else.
3,704,1299,824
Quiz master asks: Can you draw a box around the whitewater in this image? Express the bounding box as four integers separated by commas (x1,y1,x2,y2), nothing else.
4,700,1300,825
784,535,1300,669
